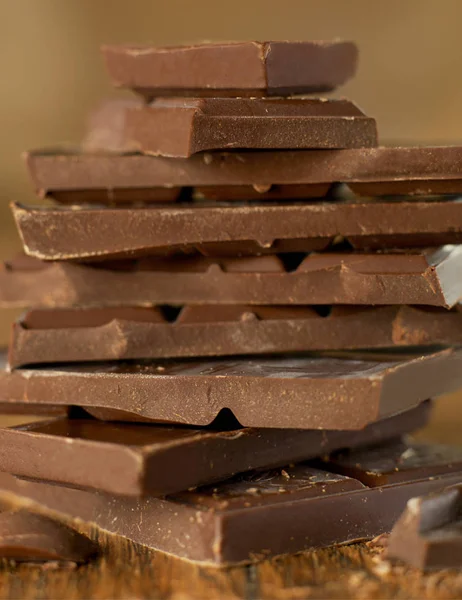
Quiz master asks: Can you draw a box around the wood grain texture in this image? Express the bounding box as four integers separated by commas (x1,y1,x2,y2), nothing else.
0,395,460,599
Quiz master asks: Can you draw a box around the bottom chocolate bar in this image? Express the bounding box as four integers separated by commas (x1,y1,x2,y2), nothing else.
0,440,461,564
0,402,430,496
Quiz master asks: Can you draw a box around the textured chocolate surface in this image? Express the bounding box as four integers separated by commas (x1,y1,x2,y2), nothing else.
0,510,97,563
0,402,430,497
0,441,461,564
387,485,462,570
1,248,461,308
8,305,462,367
25,147,462,203
1,348,461,428
113,97,378,156
101,41,358,97
12,201,462,261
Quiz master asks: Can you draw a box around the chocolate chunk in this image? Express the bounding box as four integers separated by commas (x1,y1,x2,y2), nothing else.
8,305,462,368
91,97,377,157
0,402,431,497
0,510,97,563
327,440,462,485
25,147,462,203
12,201,462,261
1,247,461,308
0,441,460,564
1,348,460,428
101,41,358,97
387,485,462,570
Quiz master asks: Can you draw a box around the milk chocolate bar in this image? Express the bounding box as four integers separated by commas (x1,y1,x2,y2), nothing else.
0,510,97,563
101,41,358,97
2,247,461,308
105,98,378,156
0,441,461,564
1,348,461,428
387,485,462,570
8,305,462,368
0,402,431,497
25,147,462,203
13,201,462,261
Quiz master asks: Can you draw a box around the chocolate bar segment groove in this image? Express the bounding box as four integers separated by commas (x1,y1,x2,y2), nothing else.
101,41,358,97
12,202,462,261
2,247,461,308
0,402,431,497
1,349,461,428
8,305,462,368
0,441,460,563
25,147,462,203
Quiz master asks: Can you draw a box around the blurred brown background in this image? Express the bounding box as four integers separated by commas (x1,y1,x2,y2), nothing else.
0,0,461,432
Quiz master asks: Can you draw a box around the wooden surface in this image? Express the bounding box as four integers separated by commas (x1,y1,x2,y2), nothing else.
0,393,461,600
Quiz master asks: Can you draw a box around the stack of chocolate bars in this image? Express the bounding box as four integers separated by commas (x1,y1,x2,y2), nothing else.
0,40,461,565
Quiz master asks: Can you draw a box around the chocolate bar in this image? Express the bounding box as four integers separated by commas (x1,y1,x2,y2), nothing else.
0,402,430,497
25,147,462,203
0,441,461,564
101,41,358,97
387,485,462,570
0,510,97,563
8,305,462,368
1,248,461,308
1,348,461,428
12,201,462,261
94,98,377,157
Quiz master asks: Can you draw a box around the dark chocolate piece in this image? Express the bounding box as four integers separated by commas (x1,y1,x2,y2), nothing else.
8,305,462,368
99,97,377,156
101,41,358,97
0,441,461,564
0,510,97,563
3,248,461,308
12,201,462,261
25,147,462,203
0,402,431,497
387,485,462,570
327,440,462,486
1,348,461,428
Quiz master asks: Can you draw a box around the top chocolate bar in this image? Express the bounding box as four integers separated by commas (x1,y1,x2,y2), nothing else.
101,41,358,97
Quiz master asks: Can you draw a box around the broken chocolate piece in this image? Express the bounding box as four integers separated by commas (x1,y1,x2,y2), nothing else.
1,348,460,428
3,248,461,308
25,147,462,203
387,485,462,570
0,402,431,496
0,510,97,563
101,41,358,97
12,201,462,261
327,440,462,486
116,97,378,156
8,305,462,368
0,441,460,564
